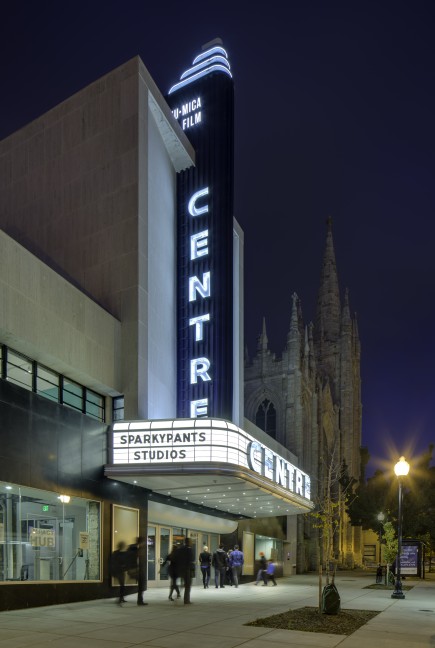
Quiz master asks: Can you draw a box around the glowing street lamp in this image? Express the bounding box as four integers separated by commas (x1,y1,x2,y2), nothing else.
377,512,385,563
391,456,409,599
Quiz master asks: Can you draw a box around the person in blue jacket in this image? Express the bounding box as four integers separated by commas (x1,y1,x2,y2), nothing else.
229,544,244,588
264,559,277,586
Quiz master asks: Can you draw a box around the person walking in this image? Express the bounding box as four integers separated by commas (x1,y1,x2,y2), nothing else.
172,537,195,604
162,544,181,601
212,543,228,588
255,552,267,585
110,541,128,605
226,550,234,586
376,563,383,584
136,536,148,605
229,544,244,588
126,537,148,605
199,545,212,589
264,559,277,586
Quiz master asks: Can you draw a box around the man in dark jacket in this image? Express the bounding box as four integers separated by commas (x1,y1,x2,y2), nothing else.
172,537,195,604
229,544,244,588
126,537,148,605
212,543,228,588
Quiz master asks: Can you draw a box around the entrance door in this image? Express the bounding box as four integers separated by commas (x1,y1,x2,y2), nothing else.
147,525,172,587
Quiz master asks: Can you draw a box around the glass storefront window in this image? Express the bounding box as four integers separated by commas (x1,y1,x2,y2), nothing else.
255,535,283,564
0,482,101,582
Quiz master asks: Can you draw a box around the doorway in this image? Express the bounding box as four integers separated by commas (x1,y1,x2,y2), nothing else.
146,524,218,587
147,525,171,585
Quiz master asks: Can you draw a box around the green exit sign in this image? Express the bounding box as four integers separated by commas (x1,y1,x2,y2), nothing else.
42,505,49,512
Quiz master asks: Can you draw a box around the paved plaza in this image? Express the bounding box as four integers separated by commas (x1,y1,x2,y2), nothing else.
0,571,434,647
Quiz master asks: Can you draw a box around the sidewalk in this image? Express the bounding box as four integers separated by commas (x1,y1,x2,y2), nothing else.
0,571,434,647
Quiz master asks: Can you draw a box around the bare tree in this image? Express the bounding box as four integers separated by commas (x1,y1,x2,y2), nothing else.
309,443,355,612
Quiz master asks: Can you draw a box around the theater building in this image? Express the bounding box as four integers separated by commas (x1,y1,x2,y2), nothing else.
0,41,312,610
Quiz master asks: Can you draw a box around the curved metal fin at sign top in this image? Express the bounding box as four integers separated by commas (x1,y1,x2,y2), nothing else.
180,56,230,81
193,46,228,64
168,65,232,95
168,44,232,95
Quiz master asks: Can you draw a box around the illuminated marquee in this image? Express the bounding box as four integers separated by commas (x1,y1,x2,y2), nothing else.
112,419,311,502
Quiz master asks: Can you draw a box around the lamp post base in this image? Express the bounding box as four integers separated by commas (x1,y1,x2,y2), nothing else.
391,580,405,599
391,591,406,599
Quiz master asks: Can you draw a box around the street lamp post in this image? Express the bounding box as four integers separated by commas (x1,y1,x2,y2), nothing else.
391,456,409,600
377,512,385,564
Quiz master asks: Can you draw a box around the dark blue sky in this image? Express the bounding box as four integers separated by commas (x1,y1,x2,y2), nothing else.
2,1,434,474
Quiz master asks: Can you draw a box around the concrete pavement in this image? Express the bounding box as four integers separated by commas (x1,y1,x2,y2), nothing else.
0,571,434,647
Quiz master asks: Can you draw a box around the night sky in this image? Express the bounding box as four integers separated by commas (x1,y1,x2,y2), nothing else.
2,1,434,475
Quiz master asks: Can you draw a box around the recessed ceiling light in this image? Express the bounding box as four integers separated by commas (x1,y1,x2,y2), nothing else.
5,486,12,490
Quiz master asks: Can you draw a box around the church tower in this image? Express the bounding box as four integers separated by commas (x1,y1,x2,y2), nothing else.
244,220,362,570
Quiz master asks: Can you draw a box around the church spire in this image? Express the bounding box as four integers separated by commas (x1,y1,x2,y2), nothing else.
287,292,301,367
315,217,341,343
341,288,352,333
257,316,269,353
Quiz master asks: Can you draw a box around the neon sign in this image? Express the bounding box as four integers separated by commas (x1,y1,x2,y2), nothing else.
167,42,234,420
172,97,202,130
187,187,212,417
247,441,310,498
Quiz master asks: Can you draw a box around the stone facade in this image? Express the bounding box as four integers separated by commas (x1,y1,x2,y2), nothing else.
0,57,194,420
244,219,362,571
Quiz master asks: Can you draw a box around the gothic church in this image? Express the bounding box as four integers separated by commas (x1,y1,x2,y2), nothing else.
244,219,362,570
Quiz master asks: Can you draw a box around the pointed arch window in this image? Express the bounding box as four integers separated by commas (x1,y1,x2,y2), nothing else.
255,399,276,440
